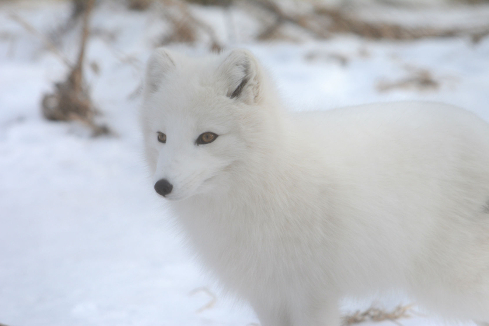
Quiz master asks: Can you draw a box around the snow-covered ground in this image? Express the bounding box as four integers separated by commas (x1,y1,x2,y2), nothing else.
1,1,489,325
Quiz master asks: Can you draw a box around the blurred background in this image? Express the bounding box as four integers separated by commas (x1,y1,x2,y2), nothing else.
1,0,489,325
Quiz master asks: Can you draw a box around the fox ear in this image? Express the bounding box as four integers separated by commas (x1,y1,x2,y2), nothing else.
145,48,175,93
218,49,261,104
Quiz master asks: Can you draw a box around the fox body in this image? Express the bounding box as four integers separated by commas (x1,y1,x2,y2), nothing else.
140,48,489,326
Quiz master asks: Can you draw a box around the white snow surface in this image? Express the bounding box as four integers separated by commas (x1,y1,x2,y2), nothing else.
1,1,489,325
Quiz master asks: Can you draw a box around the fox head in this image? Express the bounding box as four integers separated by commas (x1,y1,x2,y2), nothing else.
140,48,282,200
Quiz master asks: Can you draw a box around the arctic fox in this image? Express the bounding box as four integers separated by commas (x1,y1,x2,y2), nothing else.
140,48,489,326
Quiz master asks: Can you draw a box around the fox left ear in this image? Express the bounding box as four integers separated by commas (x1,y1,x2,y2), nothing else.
145,48,176,93
217,49,261,104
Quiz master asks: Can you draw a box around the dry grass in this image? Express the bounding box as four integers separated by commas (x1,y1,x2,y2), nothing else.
186,289,415,326
128,0,152,10
35,0,110,136
160,0,223,51
453,0,489,3
377,66,439,93
305,50,350,66
315,6,460,41
185,0,232,5
8,12,106,133
245,0,331,40
344,304,415,326
240,0,489,43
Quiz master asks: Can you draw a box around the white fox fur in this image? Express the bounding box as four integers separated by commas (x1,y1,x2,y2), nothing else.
140,48,489,326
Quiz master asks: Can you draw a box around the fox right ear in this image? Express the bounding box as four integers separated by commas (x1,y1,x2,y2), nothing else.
145,48,175,93
217,49,262,104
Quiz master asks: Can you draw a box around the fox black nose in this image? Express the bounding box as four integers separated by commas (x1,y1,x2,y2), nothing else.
154,179,173,197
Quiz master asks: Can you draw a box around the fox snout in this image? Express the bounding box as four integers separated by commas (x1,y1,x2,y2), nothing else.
154,179,173,197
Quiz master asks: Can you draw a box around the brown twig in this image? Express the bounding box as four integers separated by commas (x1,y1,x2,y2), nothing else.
344,304,415,326
70,0,92,95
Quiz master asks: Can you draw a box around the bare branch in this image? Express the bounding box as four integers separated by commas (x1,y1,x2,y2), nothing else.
9,12,72,68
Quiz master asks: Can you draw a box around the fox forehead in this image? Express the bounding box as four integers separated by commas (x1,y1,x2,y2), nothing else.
144,86,239,137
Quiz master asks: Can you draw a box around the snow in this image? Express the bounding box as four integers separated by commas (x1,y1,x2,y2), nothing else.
1,1,489,325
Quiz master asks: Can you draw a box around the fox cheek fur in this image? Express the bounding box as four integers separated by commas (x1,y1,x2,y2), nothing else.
140,47,489,326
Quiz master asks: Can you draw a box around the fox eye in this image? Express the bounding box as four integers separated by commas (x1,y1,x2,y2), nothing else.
157,132,166,143
196,132,218,145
